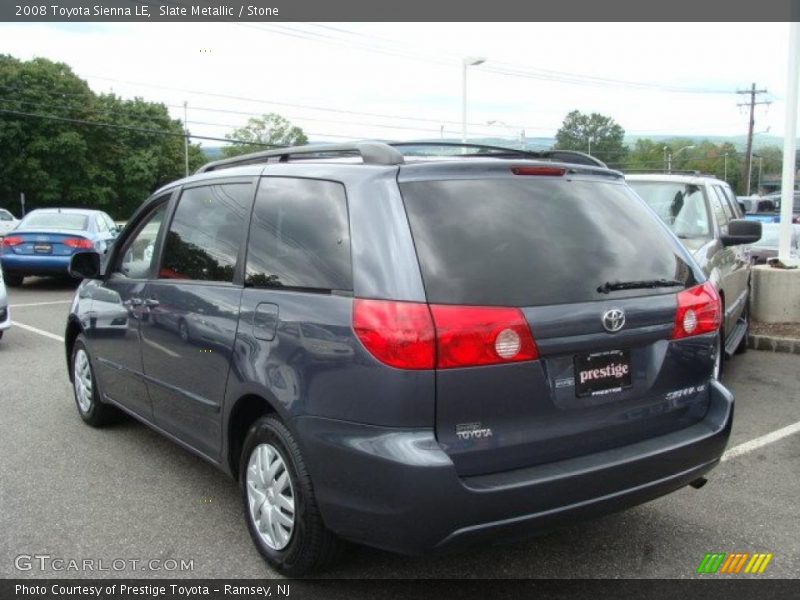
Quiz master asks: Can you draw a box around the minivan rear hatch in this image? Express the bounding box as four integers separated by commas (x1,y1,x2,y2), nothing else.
398,163,713,477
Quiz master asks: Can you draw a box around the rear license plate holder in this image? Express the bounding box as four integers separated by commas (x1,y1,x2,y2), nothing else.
574,349,632,397
33,243,52,254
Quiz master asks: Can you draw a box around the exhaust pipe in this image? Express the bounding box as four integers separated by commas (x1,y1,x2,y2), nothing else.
690,477,708,489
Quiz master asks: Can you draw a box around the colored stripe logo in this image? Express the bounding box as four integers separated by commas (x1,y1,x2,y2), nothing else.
697,552,773,574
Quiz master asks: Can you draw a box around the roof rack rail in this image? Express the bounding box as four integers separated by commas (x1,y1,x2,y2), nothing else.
196,141,405,173
623,169,718,178
389,142,608,168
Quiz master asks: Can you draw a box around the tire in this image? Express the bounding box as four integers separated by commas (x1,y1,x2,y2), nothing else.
4,273,23,287
735,298,750,355
71,334,118,427
0,330,3,341
178,319,190,343
240,415,340,576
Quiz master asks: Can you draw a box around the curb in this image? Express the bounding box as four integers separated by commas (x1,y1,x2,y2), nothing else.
747,334,800,354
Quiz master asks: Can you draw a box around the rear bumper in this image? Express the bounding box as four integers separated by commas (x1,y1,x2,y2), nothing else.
1,253,72,275
293,379,733,555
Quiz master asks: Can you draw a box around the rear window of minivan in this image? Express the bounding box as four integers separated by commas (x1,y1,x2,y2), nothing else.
400,178,697,307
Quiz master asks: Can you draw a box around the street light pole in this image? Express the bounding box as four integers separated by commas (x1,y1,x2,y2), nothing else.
669,145,696,173
663,146,668,173
461,56,486,144
724,152,728,181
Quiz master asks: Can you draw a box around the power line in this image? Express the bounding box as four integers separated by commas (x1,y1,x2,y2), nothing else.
262,23,736,96
0,108,280,147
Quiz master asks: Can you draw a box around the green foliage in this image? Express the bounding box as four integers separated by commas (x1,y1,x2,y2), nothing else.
623,138,745,192
0,55,205,219
222,113,308,158
554,110,627,166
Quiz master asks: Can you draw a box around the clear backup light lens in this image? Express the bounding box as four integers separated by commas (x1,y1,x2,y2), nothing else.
683,309,698,334
495,328,522,359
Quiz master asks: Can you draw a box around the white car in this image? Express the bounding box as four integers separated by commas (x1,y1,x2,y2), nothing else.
0,268,10,341
0,208,19,237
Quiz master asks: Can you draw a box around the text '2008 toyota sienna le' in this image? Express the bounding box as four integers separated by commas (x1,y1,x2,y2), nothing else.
65,142,734,576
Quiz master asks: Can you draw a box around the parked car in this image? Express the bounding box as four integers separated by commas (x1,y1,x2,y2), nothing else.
66,142,735,576
747,222,800,264
0,208,120,286
0,208,19,238
742,191,800,224
0,267,9,340
624,173,761,377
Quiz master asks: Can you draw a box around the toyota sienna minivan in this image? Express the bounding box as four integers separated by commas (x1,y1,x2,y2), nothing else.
65,142,735,575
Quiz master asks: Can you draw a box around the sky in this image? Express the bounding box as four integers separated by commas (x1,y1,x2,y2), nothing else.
0,22,793,148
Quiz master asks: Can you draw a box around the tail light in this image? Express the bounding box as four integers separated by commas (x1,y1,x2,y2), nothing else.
430,305,538,368
353,299,435,369
64,238,93,249
353,299,538,370
672,282,721,339
2,236,22,247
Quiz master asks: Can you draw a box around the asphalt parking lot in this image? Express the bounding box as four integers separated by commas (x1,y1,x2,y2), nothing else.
1,278,798,579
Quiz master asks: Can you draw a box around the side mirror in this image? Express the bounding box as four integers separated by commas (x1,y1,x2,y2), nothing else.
69,251,103,280
722,219,762,246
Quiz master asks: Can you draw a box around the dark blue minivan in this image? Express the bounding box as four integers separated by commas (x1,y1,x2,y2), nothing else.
65,142,734,576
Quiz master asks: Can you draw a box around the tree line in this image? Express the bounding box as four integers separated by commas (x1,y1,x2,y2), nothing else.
0,56,789,221
554,110,787,194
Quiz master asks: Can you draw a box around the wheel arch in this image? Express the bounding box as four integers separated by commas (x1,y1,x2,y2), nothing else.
65,316,84,381
227,393,279,480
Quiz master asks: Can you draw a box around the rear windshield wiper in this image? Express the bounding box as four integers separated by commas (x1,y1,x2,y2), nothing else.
597,279,684,294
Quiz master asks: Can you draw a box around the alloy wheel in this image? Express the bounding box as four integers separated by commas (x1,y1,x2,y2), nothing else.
246,443,296,550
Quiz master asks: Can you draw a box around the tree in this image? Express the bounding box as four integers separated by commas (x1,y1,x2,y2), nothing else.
0,55,204,219
625,138,743,191
554,110,627,167
222,113,308,158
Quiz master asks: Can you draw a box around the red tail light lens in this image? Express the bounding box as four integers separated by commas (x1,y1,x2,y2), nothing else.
672,282,722,339
430,305,538,368
2,236,22,247
511,166,566,177
353,300,539,370
353,299,435,369
64,238,93,249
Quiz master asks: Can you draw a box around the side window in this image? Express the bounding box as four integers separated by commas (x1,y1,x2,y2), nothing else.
0,210,12,221
720,185,741,218
116,203,168,279
246,177,352,290
160,183,253,282
96,215,108,233
715,186,735,221
708,186,729,230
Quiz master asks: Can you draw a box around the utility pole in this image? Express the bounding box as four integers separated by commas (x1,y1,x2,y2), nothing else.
19,192,25,217
736,83,770,194
183,101,189,178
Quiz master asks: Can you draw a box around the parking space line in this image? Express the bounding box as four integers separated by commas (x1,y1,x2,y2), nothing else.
722,421,800,461
12,321,65,342
9,300,73,308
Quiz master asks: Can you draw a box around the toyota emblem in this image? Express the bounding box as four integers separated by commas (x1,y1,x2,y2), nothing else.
602,308,626,333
